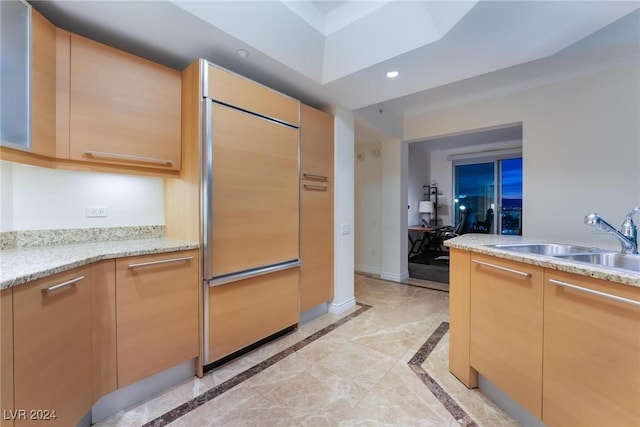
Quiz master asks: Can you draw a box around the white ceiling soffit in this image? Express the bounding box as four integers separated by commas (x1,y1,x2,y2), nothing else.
171,0,477,84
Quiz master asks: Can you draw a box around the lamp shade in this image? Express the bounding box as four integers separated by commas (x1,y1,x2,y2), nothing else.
418,201,434,214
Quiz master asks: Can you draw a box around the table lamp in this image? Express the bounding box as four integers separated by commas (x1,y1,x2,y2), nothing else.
418,201,434,227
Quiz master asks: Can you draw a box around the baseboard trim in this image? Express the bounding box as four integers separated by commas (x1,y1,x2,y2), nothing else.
354,265,381,276
380,271,410,282
328,297,357,315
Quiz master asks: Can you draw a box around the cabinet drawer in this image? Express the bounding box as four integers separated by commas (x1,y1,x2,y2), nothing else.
116,251,199,388
543,270,640,427
208,267,299,362
206,64,299,126
13,266,92,427
469,254,543,418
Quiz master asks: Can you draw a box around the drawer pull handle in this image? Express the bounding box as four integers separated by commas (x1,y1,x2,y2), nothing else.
304,184,328,191
472,259,531,277
549,279,640,308
209,260,301,287
128,256,194,269
41,276,85,294
303,173,328,181
85,150,174,165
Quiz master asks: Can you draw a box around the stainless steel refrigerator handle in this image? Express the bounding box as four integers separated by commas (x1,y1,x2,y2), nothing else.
85,150,174,165
41,276,85,294
202,98,214,281
549,278,640,308
128,256,194,269
208,260,302,287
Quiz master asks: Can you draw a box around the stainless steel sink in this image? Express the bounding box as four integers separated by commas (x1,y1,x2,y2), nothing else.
487,243,599,256
553,253,640,273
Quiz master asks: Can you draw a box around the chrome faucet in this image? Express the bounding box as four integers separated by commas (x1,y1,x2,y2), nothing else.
584,211,638,254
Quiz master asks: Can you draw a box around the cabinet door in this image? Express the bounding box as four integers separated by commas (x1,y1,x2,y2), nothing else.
69,34,181,170
300,104,333,181
300,180,333,311
543,270,640,427
1,289,14,427
116,251,199,388
469,254,543,418
13,266,92,427
209,103,299,277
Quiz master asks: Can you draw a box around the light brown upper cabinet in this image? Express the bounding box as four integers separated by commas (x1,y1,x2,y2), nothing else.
300,104,333,181
68,34,181,170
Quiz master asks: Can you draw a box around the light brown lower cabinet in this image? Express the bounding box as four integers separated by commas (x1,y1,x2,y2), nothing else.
208,268,299,362
451,249,640,426
12,266,93,427
1,289,14,427
116,250,199,388
543,270,640,427
300,180,333,312
469,254,543,418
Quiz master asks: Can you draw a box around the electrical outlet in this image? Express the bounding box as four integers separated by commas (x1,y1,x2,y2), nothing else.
86,206,108,218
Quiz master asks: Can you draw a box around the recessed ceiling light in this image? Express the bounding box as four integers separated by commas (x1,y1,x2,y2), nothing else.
386,71,399,78
237,49,249,58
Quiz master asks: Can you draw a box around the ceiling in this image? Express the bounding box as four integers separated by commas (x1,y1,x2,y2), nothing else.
31,0,640,140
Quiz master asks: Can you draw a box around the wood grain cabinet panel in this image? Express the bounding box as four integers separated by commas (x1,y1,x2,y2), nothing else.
30,8,57,158
543,270,640,427
12,266,93,427
1,289,14,427
448,249,477,388
300,104,333,181
300,180,333,311
469,254,543,418
69,34,181,170
207,64,299,126
208,268,299,362
115,250,199,388
210,104,299,277
91,260,117,400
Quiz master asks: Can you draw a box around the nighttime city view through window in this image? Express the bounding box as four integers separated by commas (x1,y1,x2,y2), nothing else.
453,158,523,235
500,158,523,235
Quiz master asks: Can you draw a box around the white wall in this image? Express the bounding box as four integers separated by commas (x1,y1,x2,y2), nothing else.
407,144,430,225
0,161,164,231
405,60,640,249
330,106,356,314
354,142,382,275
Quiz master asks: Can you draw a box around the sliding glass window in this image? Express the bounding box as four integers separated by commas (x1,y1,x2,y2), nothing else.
453,156,522,235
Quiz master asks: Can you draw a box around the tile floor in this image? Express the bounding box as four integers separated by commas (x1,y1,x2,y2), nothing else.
96,275,520,427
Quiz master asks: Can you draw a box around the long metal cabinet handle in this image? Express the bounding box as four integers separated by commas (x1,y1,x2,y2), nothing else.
209,260,301,287
85,150,174,165
128,256,194,269
303,184,328,191
303,173,328,181
41,276,85,294
549,278,640,308
471,259,531,277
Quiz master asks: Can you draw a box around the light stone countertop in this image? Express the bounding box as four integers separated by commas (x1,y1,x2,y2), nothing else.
1,238,199,289
445,234,640,288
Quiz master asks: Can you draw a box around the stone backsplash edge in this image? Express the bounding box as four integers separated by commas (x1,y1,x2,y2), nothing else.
0,225,165,250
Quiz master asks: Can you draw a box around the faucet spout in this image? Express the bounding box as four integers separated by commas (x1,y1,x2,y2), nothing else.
584,212,638,254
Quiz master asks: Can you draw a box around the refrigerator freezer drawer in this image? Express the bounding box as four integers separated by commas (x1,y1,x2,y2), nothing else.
207,267,299,363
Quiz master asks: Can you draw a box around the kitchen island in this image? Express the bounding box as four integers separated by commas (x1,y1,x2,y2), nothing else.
445,234,639,427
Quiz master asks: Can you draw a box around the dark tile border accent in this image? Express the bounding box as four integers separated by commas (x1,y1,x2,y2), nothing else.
143,303,372,427
408,322,478,427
